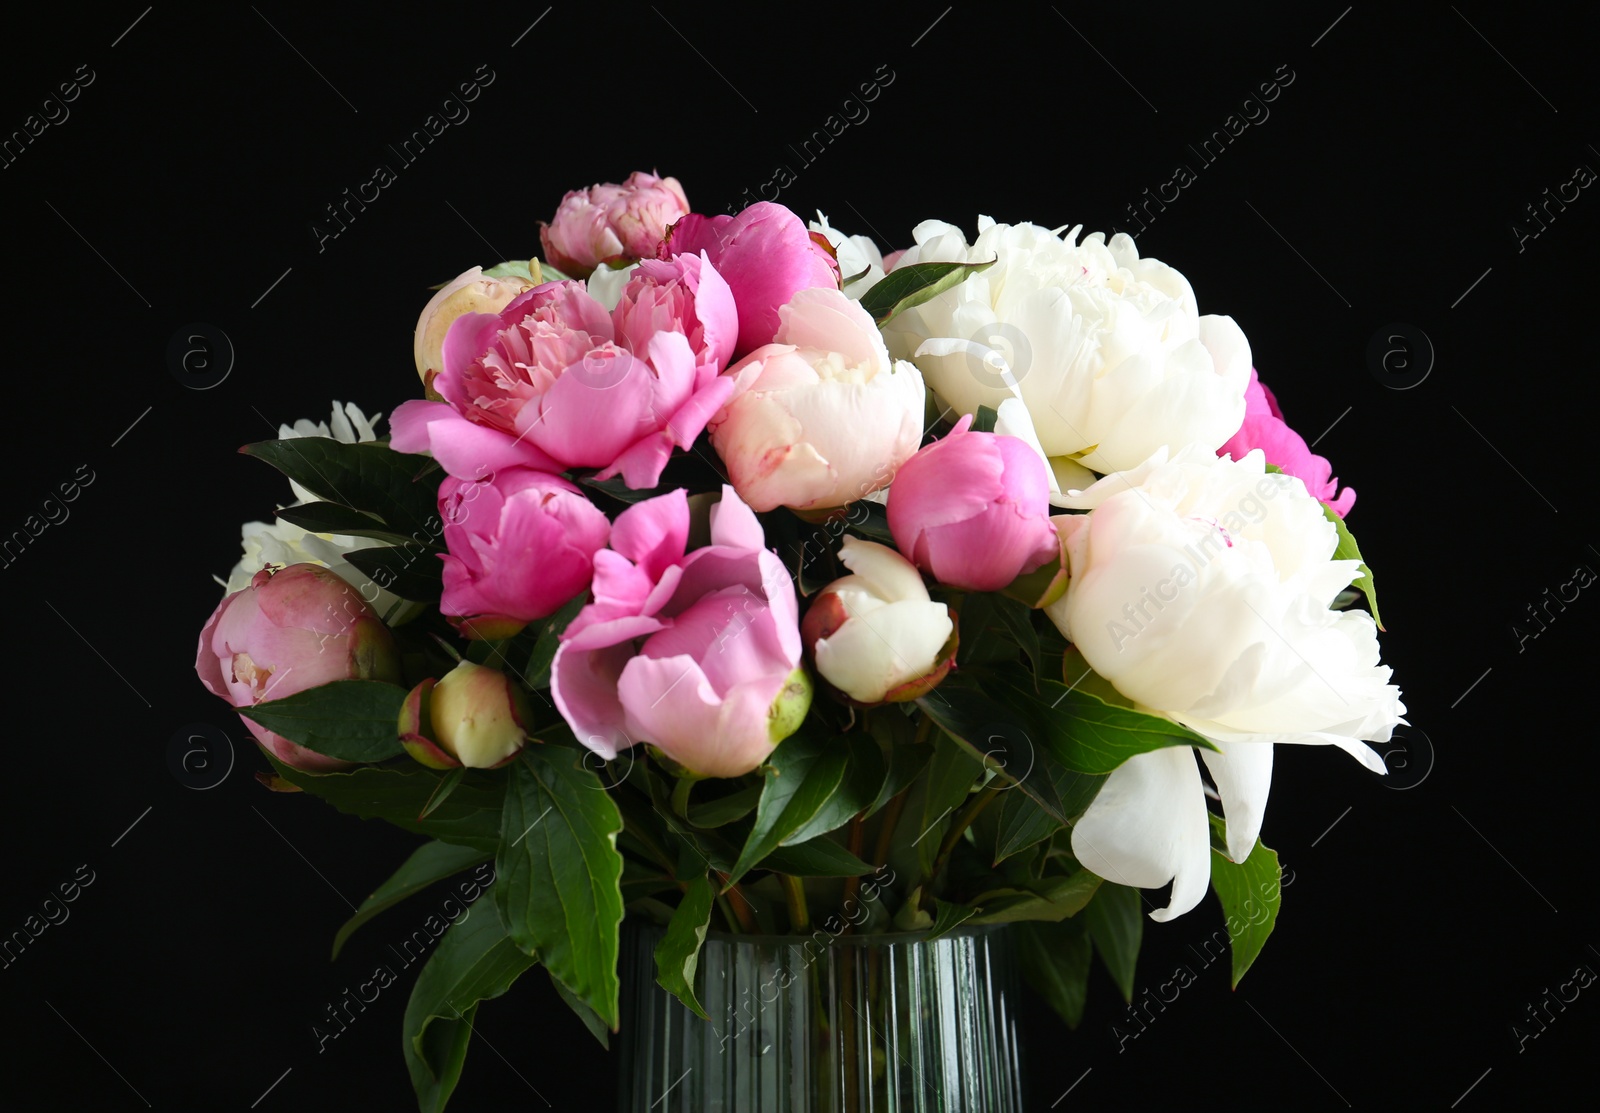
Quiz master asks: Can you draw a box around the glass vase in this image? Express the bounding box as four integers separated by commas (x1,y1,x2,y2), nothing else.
617,921,1025,1112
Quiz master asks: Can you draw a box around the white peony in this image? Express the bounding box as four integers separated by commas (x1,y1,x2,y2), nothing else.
220,402,401,616
881,218,1251,477
810,212,885,301
1044,447,1404,920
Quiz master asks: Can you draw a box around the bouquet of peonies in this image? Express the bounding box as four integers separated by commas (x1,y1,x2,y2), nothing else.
195,170,1403,1109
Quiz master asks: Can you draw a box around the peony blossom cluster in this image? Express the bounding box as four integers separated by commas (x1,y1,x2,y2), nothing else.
198,171,1401,932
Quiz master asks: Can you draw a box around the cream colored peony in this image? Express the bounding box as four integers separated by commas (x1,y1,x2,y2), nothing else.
881,218,1251,477
1044,447,1404,920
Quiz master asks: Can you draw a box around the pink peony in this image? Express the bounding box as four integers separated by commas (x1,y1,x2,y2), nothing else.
887,414,1060,592
550,486,810,778
539,171,690,277
195,563,401,772
1218,368,1355,517
437,467,611,640
709,287,926,513
390,253,739,490
662,202,840,357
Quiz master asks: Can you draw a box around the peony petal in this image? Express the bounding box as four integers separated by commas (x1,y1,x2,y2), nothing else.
599,430,675,489
1199,739,1274,863
436,311,510,407
389,400,563,479
837,537,931,604
551,641,637,759
618,653,778,778
609,488,690,575
1070,746,1211,922
707,484,767,551
815,598,951,703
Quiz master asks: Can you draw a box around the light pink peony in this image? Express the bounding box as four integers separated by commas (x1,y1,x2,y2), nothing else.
195,563,401,772
709,287,926,513
662,202,840,357
887,414,1061,592
437,467,611,639
539,171,690,277
1218,368,1355,517
550,486,810,778
389,253,738,490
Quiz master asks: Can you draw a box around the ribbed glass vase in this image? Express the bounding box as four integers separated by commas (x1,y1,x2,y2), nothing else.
618,921,1025,1112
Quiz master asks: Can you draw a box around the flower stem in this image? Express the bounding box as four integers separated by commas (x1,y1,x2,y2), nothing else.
931,784,1001,885
670,775,695,819
714,892,742,934
715,871,758,933
839,814,868,929
779,873,810,932
871,786,910,871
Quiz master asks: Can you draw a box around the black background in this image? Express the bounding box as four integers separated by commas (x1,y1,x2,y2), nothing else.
4,3,1597,1109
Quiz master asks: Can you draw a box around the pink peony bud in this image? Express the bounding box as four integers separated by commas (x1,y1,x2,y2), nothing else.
398,662,533,769
661,201,840,356
887,414,1061,592
539,171,691,278
1218,368,1355,517
802,538,955,705
195,563,401,772
437,467,612,640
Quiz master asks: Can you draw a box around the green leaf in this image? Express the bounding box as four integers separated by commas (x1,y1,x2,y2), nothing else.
345,545,443,603
333,840,490,959
915,685,1106,827
576,448,726,504
632,767,741,875
275,501,420,544
654,874,715,1018
495,748,625,1029
913,729,985,873
990,673,1216,774
785,732,885,846
970,405,999,434
968,871,1102,924
1016,919,1092,1028
988,593,1043,681
758,838,876,877
403,908,539,1113
1208,814,1283,988
929,898,977,939
241,437,441,539
955,592,1019,669
240,680,407,762
993,790,1065,865
550,971,610,1049
857,257,995,325
1323,503,1383,630
844,499,895,545
520,594,587,689
724,729,850,887
1082,882,1143,1002
865,715,931,818
536,259,574,282
419,767,469,820
481,259,535,281
265,755,506,852
688,784,762,828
